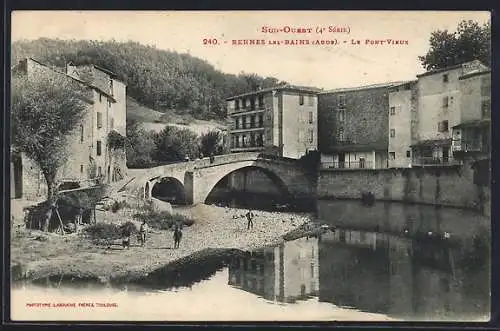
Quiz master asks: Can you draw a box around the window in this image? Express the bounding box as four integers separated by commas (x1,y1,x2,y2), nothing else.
338,109,345,122
108,100,112,108
309,129,314,143
99,94,102,103
482,100,491,118
338,95,346,107
97,112,103,129
338,128,345,141
97,140,102,156
299,94,304,105
442,96,449,108
481,77,491,96
110,117,114,130
390,106,396,115
438,120,449,132
80,124,84,143
443,74,449,83
308,95,314,106
406,150,411,158
109,79,114,95
389,152,396,160
250,97,256,110
98,166,102,177
258,95,264,108
235,100,240,110
390,129,395,138
242,98,246,109
308,111,313,124
80,165,84,173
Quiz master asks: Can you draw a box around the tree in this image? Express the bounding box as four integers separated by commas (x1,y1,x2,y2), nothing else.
154,126,199,162
11,72,88,231
200,130,222,157
419,20,491,70
125,119,156,168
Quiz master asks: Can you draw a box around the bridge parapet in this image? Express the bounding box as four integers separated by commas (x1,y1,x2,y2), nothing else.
121,152,305,201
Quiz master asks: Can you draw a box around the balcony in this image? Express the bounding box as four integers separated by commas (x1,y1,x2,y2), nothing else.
411,157,461,167
230,106,266,115
321,161,373,170
232,122,265,132
452,141,489,154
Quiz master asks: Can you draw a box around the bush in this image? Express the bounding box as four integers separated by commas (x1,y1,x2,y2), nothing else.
132,210,195,230
85,223,121,241
84,221,138,241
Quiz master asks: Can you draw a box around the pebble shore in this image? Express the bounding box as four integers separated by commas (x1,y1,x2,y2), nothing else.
11,204,314,282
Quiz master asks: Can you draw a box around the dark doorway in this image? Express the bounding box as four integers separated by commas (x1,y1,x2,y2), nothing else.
12,154,23,199
442,147,449,164
338,153,346,168
359,157,366,169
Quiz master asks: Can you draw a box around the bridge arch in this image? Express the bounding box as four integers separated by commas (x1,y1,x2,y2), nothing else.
204,165,292,207
151,176,187,205
189,160,311,206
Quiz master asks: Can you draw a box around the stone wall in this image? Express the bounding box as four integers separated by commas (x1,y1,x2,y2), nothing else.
318,86,390,153
317,162,490,216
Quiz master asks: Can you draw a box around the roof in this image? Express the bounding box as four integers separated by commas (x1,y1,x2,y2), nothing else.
320,81,407,94
410,138,452,148
459,69,491,80
225,84,323,100
416,60,487,78
452,119,491,129
388,80,418,90
26,58,116,102
93,64,119,79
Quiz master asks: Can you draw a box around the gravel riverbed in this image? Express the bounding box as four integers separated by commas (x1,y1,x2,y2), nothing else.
11,204,314,282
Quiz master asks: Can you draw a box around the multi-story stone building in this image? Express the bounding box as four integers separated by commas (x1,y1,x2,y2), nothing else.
388,81,418,168
451,69,491,159
318,82,404,169
225,84,321,159
410,60,489,167
10,58,127,200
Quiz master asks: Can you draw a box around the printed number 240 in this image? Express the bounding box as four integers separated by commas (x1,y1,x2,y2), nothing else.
203,39,219,45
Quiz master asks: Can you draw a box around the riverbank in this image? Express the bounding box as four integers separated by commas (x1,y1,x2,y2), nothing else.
11,203,313,283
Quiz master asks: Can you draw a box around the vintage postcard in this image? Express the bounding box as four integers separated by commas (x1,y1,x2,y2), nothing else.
9,10,491,322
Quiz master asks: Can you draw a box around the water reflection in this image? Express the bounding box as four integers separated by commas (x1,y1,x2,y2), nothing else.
228,237,319,303
13,201,490,321
229,226,490,321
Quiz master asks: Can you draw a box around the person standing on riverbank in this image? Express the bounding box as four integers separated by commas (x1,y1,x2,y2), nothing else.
246,209,255,230
173,225,182,249
139,220,148,247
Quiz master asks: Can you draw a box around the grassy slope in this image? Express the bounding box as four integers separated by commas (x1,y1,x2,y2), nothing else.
127,96,226,135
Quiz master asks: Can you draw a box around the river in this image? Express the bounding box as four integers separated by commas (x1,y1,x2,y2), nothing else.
11,200,490,322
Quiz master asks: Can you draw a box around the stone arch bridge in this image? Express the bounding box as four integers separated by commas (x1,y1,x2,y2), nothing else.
120,152,315,205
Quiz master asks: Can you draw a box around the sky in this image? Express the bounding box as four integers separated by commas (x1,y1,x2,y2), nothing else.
11,11,490,90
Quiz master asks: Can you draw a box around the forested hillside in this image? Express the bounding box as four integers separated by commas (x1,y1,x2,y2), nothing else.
12,38,286,120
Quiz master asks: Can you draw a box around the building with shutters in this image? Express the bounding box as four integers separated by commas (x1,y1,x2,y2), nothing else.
225,84,321,159
10,58,127,200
